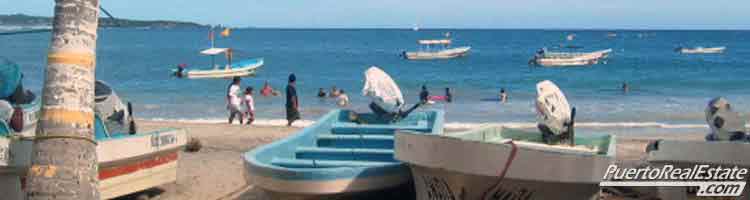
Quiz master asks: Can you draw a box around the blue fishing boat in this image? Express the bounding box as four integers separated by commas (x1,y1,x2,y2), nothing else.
244,109,444,199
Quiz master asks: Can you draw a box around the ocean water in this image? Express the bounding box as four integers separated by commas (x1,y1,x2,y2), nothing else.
2,28,750,130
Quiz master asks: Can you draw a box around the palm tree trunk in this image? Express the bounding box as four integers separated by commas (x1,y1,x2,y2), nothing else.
25,0,100,199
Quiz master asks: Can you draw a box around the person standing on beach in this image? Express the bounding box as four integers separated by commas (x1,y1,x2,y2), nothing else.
227,77,243,124
286,74,300,126
243,87,255,125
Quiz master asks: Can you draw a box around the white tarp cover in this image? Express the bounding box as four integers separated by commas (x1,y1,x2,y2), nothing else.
200,48,229,55
535,80,571,135
362,66,404,113
418,39,451,45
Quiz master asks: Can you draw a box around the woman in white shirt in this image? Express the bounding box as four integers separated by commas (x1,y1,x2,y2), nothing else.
227,77,243,124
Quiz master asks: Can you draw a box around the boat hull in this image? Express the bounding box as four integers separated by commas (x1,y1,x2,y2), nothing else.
410,165,600,200
533,49,611,67
0,128,187,200
396,126,615,200
647,140,750,199
244,109,444,198
405,47,471,60
184,58,264,79
679,47,725,54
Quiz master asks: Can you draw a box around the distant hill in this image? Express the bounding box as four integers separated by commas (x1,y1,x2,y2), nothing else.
0,14,206,29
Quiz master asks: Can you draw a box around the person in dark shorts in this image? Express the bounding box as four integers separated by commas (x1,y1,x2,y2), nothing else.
286,74,300,126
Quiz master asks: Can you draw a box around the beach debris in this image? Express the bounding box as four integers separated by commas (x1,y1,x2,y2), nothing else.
185,137,203,152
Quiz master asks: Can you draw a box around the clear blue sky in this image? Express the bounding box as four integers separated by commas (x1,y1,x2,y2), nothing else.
5,0,749,29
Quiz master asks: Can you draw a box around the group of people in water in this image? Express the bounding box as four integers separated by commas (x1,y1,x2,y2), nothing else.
317,86,350,107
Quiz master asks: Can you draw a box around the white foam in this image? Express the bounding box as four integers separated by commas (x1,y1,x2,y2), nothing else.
142,117,723,129
145,118,316,128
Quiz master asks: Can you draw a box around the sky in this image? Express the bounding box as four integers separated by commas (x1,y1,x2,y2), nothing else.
3,0,749,29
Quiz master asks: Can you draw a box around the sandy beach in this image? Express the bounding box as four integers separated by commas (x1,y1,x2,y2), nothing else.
107,120,709,200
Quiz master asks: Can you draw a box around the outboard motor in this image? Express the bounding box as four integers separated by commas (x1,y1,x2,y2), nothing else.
705,97,747,141
535,80,575,145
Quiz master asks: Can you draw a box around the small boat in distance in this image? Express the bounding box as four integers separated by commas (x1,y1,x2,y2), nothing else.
530,48,612,67
676,46,726,54
403,37,471,60
173,28,264,79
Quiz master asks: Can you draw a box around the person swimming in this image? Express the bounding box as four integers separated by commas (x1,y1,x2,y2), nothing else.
317,88,326,98
261,81,279,97
499,88,508,103
622,82,629,93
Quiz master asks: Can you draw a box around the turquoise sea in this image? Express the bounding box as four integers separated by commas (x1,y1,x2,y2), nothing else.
2,28,749,131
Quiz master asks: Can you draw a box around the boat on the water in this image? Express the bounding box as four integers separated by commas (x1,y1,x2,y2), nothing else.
243,66,444,199
403,38,471,60
396,126,615,200
173,28,264,79
0,80,188,200
645,97,749,199
676,46,725,54
530,48,612,67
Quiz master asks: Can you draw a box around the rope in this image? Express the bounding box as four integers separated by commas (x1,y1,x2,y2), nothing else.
33,135,98,145
480,140,518,200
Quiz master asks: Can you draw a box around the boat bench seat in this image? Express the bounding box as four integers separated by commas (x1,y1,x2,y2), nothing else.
316,134,394,149
331,121,428,135
295,147,396,162
271,157,393,168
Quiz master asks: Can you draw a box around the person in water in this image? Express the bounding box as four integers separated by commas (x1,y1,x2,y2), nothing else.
261,81,277,97
499,88,508,103
227,77,243,124
286,74,300,126
175,64,186,78
622,82,629,94
419,85,429,103
337,90,350,107
317,88,326,98
243,87,255,125
329,86,341,98
445,88,453,103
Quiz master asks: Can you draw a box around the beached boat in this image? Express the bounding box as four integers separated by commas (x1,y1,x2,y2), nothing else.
403,39,471,60
243,109,444,199
676,46,725,54
0,59,40,138
396,126,616,200
645,97,749,199
244,66,444,199
173,28,264,79
531,48,612,67
0,80,188,200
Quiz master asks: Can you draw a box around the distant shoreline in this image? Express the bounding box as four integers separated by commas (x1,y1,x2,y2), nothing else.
0,14,206,29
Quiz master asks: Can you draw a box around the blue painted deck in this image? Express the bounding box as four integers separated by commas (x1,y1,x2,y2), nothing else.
244,109,444,182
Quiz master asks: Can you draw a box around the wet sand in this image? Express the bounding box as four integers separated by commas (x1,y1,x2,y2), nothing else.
117,120,706,200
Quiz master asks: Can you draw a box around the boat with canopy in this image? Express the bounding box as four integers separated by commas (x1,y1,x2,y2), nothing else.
173,28,264,79
403,35,471,60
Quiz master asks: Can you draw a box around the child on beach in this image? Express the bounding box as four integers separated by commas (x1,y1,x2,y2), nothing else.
227,77,243,124
243,87,255,125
